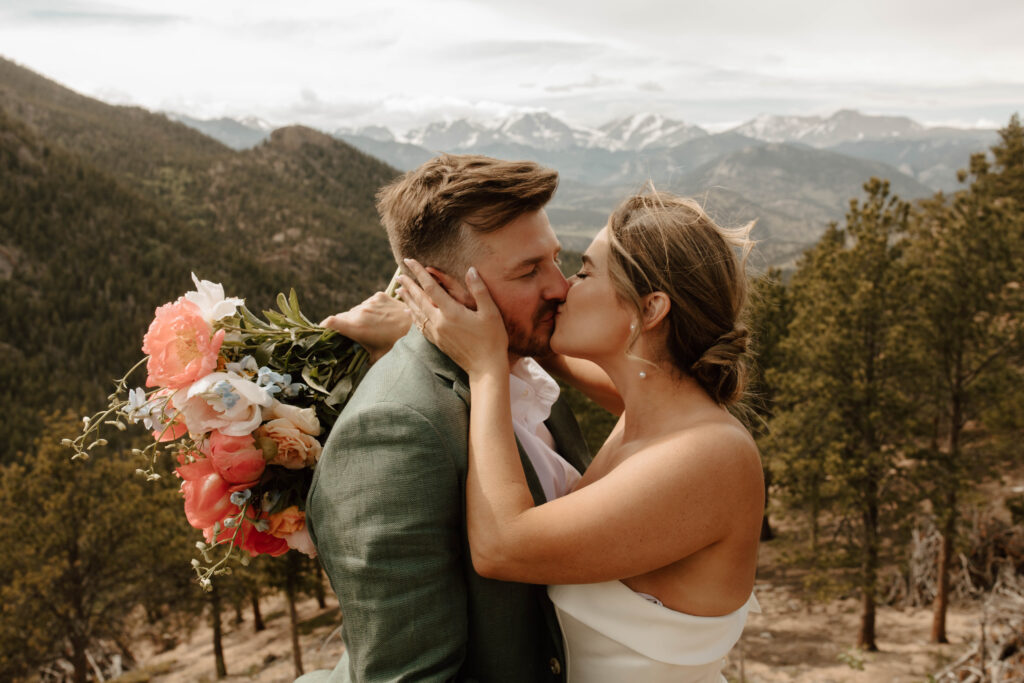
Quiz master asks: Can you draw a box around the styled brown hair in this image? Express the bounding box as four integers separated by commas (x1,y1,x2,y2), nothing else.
376,154,558,273
606,191,754,405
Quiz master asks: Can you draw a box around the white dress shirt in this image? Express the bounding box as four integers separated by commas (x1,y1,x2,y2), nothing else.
509,358,582,501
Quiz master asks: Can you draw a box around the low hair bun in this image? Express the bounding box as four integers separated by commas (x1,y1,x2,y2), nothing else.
604,189,753,406
689,325,749,406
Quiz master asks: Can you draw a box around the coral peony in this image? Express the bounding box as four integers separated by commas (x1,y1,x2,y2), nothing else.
143,299,224,389
204,431,266,485
177,459,239,530
258,417,322,469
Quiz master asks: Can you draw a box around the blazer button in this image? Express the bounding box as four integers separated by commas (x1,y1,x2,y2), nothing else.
549,657,562,675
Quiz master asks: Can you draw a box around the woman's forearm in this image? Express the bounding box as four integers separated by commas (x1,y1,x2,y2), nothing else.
464,371,538,578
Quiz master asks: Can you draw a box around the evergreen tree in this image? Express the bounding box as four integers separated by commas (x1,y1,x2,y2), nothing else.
0,413,199,682
905,115,1024,643
747,268,794,541
771,180,914,650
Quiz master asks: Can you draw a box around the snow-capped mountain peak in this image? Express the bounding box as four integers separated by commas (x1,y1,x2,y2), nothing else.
238,116,274,132
732,110,926,148
597,113,707,151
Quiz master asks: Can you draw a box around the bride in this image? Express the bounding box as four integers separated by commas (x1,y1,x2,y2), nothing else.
397,191,763,682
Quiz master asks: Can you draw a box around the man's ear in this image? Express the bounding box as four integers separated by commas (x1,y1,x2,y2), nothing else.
640,292,671,330
424,266,475,308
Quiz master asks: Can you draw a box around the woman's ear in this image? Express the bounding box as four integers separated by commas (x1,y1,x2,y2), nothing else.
424,266,474,308
640,292,671,330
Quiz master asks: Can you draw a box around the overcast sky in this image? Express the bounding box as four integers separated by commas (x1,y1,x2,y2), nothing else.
1,0,1022,133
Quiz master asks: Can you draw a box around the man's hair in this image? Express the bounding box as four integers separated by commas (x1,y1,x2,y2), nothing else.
376,154,558,274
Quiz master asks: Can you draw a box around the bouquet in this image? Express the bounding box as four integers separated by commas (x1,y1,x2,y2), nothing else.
67,273,392,587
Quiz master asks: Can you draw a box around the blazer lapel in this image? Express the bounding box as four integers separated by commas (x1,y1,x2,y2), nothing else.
546,398,593,474
406,330,551,506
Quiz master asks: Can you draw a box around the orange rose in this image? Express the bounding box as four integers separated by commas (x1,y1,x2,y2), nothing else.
266,506,305,538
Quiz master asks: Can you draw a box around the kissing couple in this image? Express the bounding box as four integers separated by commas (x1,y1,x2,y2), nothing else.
298,153,763,682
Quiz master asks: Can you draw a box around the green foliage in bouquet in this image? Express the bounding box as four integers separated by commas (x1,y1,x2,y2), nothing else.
233,290,370,424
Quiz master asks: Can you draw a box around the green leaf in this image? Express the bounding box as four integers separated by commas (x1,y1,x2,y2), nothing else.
302,365,330,394
263,310,290,328
288,289,316,326
325,375,354,407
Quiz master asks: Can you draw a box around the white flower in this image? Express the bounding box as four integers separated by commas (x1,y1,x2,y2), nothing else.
263,399,322,436
184,273,244,323
174,371,273,436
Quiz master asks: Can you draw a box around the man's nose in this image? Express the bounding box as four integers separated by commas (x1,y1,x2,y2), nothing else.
543,264,570,301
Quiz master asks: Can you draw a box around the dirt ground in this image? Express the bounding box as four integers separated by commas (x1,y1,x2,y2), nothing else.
124,575,979,683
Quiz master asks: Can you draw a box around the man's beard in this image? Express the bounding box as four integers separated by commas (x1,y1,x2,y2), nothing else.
505,301,560,358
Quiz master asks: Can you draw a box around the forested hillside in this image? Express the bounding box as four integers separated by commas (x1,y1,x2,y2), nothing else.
0,57,399,462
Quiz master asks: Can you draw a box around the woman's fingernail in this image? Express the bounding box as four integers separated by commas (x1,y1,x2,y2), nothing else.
467,266,478,280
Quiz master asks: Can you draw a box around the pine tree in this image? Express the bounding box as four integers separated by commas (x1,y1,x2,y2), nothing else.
905,115,1024,643
0,413,199,681
747,268,793,541
771,179,914,650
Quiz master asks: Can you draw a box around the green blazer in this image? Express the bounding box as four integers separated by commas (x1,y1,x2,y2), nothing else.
304,329,592,682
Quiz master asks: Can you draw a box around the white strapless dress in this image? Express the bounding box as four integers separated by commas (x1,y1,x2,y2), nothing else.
548,581,760,682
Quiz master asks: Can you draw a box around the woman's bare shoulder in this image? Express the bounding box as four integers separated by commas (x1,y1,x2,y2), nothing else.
637,411,762,489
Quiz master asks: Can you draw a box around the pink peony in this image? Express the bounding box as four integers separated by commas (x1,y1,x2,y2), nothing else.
143,299,224,389
203,431,266,485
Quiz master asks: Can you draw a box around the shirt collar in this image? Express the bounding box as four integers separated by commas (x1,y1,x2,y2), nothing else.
509,358,560,428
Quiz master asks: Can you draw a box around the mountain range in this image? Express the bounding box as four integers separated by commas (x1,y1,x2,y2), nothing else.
183,108,998,265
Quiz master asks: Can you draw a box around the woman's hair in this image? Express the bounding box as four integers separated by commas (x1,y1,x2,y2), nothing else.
606,190,754,406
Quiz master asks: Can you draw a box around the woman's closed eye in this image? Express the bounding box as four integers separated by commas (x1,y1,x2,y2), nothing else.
574,270,590,280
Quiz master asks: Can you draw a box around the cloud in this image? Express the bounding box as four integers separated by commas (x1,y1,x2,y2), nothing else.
433,39,608,63
544,74,619,93
2,0,183,25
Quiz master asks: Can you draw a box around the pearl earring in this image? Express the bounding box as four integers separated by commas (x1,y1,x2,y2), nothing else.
638,371,647,379
629,322,636,331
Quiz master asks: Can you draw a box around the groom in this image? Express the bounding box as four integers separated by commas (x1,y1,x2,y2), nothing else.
302,154,592,682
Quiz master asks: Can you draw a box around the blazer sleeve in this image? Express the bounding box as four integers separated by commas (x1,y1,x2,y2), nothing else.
308,400,466,682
